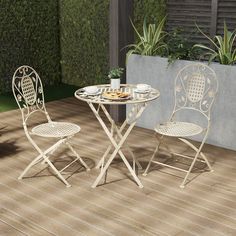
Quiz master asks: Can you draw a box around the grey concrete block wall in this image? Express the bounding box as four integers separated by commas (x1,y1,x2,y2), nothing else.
127,54,236,151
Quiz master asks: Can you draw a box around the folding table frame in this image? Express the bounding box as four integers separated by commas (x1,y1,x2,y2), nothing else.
89,102,146,188
75,85,160,188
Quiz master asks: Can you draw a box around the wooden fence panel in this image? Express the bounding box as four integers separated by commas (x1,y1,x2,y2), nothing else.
217,0,236,34
166,0,236,43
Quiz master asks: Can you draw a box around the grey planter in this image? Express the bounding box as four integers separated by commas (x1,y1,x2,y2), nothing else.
127,54,236,151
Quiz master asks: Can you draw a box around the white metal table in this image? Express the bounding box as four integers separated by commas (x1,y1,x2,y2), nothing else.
75,84,160,188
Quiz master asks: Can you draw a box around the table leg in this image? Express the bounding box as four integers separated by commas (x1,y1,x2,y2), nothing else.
95,145,112,169
95,123,114,169
88,102,147,188
100,105,142,170
95,104,142,170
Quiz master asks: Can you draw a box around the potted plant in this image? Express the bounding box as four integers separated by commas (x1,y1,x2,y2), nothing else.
108,67,124,89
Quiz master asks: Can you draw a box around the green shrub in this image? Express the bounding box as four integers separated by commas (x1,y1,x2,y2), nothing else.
133,0,166,39
165,28,203,63
0,0,61,94
59,0,109,87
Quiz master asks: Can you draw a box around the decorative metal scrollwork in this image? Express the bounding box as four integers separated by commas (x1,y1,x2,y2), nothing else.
12,66,45,121
174,63,218,117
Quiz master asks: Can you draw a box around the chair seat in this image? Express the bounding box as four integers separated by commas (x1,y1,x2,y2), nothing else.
155,121,203,137
32,122,81,138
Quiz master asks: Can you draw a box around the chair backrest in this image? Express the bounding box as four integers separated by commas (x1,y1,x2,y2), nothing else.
12,65,50,124
173,63,218,120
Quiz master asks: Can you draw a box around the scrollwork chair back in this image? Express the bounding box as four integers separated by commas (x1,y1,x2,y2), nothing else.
12,65,51,124
174,63,218,121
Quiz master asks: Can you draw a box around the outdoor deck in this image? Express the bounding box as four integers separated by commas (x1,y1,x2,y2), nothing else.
0,97,236,236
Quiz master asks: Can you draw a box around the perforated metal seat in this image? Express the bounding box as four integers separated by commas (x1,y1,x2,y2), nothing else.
155,122,203,137
143,63,218,188
12,65,90,187
32,122,80,138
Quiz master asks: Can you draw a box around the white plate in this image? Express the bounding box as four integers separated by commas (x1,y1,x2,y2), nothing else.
83,90,101,96
134,88,151,94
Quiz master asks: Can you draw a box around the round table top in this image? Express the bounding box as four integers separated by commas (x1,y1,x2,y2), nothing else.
74,84,160,105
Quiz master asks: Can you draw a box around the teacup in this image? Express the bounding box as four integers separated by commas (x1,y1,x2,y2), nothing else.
136,84,151,91
84,86,98,94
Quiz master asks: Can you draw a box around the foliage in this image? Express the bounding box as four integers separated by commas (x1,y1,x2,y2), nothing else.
194,22,236,65
133,0,166,37
126,16,167,59
0,0,61,94
108,68,124,79
0,83,79,112
165,28,203,63
59,0,109,87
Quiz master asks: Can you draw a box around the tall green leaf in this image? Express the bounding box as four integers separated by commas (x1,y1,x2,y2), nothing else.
194,22,236,65
126,16,167,61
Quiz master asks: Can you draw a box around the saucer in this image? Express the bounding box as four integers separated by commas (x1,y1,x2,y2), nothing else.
134,88,151,94
84,90,101,96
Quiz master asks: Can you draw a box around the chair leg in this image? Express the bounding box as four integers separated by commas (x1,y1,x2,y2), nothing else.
18,139,64,180
44,156,71,187
143,145,159,176
200,152,213,172
66,142,90,171
180,152,200,189
41,144,58,165
179,138,213,172
18,153,44,180
20,138,74,187
143,136,163,176
180,138,207,189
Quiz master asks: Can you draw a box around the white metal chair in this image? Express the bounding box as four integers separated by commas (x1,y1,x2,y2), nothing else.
12,65,90,187
143,63,218,188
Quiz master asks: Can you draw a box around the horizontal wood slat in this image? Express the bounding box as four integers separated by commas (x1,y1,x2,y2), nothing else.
166,0,211,43
167,0,236,44
167,0,211,6
217,0,236,34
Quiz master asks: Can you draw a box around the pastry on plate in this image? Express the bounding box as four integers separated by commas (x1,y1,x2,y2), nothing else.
102,91,130,100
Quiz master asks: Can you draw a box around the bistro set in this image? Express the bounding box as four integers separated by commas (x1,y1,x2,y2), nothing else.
12,63,218,189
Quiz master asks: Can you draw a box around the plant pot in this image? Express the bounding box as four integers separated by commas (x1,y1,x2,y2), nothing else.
110,78,120,89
